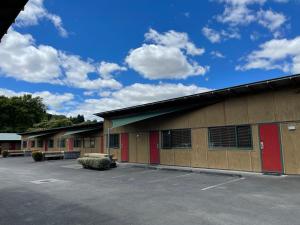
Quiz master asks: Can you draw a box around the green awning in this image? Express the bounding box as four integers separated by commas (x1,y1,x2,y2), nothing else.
28,132,57,139
62,128,99,137
111,107,185,128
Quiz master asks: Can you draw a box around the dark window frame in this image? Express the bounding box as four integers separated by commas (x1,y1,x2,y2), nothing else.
161,129,192,149
90,138,95,148
31,140,35,148
59,139,66,148
107,134,120,149
37,139,43,148
23,141,27,148
208,125,253,150
73,138,82,148
48,139,54,148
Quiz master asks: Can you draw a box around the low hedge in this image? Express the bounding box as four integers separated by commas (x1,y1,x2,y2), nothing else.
32,151,43,162
2,150,9,158
77,157,111,170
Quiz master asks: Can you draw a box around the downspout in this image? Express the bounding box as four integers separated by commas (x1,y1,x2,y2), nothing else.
107,127,110,156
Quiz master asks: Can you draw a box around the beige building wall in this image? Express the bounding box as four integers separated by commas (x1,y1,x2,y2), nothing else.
103,88,300,174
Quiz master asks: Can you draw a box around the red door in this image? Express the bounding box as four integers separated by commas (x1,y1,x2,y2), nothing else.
121,133,129,162
259,124,283,173
150,131,160,164
68,138,73,151
10,143,16,150
44,140,48,152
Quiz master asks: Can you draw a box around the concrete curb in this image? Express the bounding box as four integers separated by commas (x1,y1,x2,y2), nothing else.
119,163,247,178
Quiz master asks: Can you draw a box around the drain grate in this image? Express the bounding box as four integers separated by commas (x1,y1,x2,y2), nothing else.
30,178,61,184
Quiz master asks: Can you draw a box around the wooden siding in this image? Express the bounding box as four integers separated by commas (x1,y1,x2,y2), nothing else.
103,88,300,174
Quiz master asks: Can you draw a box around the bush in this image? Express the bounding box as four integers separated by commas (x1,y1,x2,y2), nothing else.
2,150,9,158
77,157,111,170
32,151,43,162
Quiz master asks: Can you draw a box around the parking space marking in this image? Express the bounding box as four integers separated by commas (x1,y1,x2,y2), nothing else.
201,177,245,191
111,169,157,179
147,172,194,183
30,178,63,184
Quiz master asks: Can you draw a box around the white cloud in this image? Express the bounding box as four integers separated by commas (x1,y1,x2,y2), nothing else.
69,83,212,120
0,30,62,84
126,44,208,80
202,26,240,43
98,61,127,79
211,51,225,58
216,0,265,26
257,9,286,37
0,29,123,90
16,0,68,37
145,28,204,56
202,27,221,43
0,88,74,111
126,29,208,80
214,0,287,37
237,36,300,73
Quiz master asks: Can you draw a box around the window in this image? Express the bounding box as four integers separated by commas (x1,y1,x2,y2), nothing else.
208,125,252,149
31,140,35,148
90,138,95,148
59,139,66,148
161,129,192,149
74,138,82,148
37,139,43,148
23,141,27,148
84,138,90,148
107,134,119,148
48,139,54,148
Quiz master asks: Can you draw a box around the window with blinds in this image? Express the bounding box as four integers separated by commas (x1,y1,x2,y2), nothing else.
161,129,191,149
208,125,252,149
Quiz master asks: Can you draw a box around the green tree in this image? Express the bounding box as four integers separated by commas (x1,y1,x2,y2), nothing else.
0,95,47,132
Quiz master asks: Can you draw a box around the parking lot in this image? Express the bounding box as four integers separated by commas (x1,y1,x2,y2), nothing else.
0,157,300,225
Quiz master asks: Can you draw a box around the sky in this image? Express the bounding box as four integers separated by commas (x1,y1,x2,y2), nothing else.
0,0,299,120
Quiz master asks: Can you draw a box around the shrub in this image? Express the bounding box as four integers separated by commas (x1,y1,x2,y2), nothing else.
77,157,111,170
2,150,9,158
32,151,43,162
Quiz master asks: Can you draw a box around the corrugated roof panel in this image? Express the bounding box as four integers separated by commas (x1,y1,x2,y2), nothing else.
0,133,21,141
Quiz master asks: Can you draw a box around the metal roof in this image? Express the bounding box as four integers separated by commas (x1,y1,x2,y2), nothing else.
95,74,300,119
0,0,28,42
62,128,100,137
19,122,103,136
0,133,21,141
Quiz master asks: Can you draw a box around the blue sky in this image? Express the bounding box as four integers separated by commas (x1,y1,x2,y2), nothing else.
0,0,299,119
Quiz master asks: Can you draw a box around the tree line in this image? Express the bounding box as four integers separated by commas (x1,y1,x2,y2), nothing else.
0,95,93,133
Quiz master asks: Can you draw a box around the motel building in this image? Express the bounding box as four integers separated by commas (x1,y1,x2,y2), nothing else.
0,133,21,154
96,74,300,175
19,122,104,157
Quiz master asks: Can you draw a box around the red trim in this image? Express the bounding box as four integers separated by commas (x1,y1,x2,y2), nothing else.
149,131,160,164
260,124,283,173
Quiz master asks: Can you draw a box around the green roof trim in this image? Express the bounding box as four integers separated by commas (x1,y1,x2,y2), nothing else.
62,128,99,137
27,132,57,139
0,133,21,141
111,107,186,128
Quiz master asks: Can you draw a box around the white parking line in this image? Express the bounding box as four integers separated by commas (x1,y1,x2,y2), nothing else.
201,177,245,191
147,173,194,183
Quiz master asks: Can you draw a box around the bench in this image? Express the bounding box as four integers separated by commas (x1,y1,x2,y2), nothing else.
43,151,64,160
7,150,32,157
